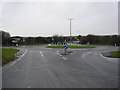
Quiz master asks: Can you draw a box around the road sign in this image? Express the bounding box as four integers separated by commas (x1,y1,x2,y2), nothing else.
64,46,68,50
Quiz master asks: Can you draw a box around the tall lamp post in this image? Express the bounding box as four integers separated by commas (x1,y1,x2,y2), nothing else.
68,18,73,45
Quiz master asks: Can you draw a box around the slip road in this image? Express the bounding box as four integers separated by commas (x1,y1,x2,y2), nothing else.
2,45,118,88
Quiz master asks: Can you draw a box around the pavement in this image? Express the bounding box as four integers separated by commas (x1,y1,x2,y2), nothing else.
1,45,119,88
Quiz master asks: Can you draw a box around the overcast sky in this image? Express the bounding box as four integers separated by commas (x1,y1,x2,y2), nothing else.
1,1,118,37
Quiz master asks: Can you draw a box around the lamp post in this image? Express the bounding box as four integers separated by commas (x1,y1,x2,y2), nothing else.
68,18,73,45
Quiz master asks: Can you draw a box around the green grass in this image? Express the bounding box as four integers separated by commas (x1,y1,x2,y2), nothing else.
46,45,96,48
2,48,19,66
111,51,120,58
21,43,48,46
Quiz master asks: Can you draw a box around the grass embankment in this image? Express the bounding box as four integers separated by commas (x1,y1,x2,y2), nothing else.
2,48,19,66
46,45,96,48
21,43,48,46
111,51,120,58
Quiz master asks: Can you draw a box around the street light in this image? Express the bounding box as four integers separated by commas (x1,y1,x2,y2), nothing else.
68,18,73,45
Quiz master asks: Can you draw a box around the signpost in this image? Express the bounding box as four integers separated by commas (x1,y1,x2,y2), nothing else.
68,18,73,45
64,45,68,54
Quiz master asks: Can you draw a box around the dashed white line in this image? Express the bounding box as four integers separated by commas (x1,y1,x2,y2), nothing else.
40,51,43,56
63,57,67,60
27,86,31,88
56,51,62,56
82,51,92,58
56,51,67,60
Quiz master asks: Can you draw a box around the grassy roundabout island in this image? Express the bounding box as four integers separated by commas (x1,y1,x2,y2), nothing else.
111,51,120,58
2,48,19,66
46,45,96,48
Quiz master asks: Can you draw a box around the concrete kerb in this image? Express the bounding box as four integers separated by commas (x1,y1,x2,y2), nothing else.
15,49,25,59
101,51,119,59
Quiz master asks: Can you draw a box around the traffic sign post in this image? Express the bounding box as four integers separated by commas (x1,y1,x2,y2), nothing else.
64,46,68,54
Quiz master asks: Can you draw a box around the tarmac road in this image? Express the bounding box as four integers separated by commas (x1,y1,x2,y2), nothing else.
2,45,119,88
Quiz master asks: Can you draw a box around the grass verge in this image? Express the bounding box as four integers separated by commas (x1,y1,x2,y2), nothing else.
46,45,96,48
111,51,120,58
20,43,48,46
2,48,19,66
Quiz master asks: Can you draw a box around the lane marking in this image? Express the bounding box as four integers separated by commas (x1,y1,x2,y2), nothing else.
40,51,43,56
63,57,67,60
56,51,62,56
82,51,92,58
1,50,28,72
46,48,53,49
27,86,31,88
57,51,68,60
10,61,16,66
57,51,67,60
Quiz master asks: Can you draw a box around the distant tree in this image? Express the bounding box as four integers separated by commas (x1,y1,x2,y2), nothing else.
52,34,60,43
25,37,35,44
0,30,11,46
80,36,88,44
88,34,96,44
35,37,42,43
46,37,52,43
0,31,1,46
102,36,111,44
78,35,82,40
110,35,118,45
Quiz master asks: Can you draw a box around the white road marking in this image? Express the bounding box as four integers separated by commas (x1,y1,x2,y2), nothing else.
56,51,62,56
20,50,28,57
1,50,28,72
56,51,67,60
10,61,16,66
27,86,31,88
46,48,53,50
82,51,92,58
40,51,43,56
63,57,67,60
82,54,85,57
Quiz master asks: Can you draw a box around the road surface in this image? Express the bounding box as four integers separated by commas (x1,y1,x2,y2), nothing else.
2,45,119,88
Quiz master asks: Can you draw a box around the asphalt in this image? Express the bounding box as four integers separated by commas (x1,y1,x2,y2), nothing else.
2,45,119,88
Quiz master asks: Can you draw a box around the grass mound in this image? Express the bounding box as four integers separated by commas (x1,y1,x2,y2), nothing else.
2,48,19,65
111,51,120,58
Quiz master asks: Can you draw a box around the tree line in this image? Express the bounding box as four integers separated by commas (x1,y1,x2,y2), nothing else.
1,30,120,46
79,34,120,45
0,30,11,46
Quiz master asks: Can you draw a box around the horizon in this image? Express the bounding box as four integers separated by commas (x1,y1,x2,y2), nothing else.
10,33,119,37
